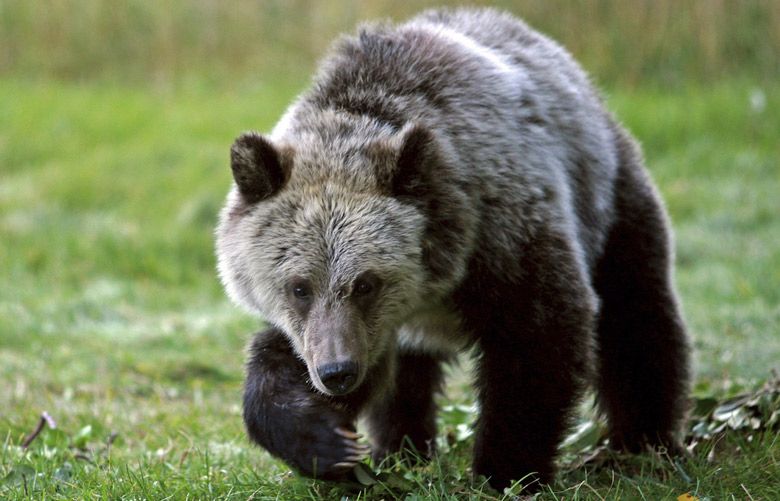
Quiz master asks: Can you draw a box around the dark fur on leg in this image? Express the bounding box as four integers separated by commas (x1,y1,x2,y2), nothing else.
455,230,595,492
365,351,444,465
594,129,691,453
243,327,381,479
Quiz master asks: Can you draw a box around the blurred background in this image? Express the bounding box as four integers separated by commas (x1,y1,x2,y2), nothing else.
0,0,778,497
2,0,779,87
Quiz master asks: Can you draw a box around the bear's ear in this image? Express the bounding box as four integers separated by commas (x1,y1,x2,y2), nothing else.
391,123,439,198
230,132,288,204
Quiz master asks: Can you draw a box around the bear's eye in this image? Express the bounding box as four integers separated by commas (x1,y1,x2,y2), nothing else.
352,273,380,298
354,280,373,296
289,279,312,301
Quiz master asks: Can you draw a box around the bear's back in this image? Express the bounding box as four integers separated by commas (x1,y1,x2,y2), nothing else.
413,9,623,267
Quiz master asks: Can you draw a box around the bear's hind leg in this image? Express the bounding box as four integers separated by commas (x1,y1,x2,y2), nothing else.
364,351,444,464
594,132,691,453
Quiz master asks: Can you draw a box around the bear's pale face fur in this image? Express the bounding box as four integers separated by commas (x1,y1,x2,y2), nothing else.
216,125,429,394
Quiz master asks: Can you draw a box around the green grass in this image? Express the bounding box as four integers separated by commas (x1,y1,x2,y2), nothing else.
1,76,778,499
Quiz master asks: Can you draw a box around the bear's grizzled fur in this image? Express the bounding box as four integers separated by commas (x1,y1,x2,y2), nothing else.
216,7,691,491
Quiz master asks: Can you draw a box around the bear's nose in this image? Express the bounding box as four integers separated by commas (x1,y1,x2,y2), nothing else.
317,361,358,395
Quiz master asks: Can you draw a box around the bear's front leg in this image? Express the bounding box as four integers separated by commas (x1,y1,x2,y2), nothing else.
365,351,444,464
243,327,372,479
455,231,595,491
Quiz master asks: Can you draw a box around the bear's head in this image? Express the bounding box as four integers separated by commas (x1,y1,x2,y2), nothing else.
216,118,471,396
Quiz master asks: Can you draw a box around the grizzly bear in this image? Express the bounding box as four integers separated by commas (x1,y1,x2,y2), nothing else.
215,7,691,491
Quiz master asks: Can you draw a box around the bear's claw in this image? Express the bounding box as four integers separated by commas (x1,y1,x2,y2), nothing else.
332,461,358,469
335,427,363,440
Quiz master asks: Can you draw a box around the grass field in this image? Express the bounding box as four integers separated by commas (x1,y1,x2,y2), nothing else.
1,76,778,499
1,1,779,498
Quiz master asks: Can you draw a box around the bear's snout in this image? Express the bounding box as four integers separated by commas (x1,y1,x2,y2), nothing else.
317,361,359,395
303,303,369,395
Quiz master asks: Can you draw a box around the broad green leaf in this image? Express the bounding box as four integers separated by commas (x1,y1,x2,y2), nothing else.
352,463,377,486
72,425,93,449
